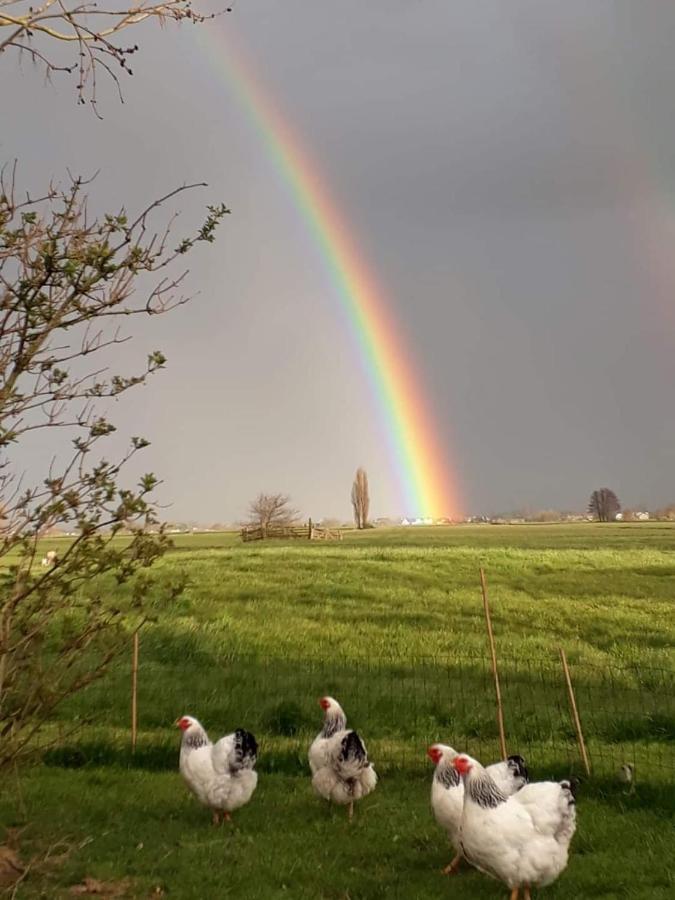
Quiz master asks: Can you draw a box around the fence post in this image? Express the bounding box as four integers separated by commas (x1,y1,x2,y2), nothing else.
559,647,591,777
308,518,313,540
479,568,507,759
131,631,139,754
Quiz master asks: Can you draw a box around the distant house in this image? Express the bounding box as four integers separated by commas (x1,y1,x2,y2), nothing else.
635,511,650,521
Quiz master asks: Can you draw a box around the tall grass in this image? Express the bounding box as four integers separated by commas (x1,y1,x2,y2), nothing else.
2,524,673,898
33,523,674,784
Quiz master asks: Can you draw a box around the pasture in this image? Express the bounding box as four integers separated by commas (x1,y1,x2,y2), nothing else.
1,524,674,898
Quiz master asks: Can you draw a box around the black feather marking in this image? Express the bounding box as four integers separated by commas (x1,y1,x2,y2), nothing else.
184,730,208,750
321,710,347,738
561,777,580,802
435,763,460,788
232,728,258,770
507,754,529,783
339,730,367,764
467,772,507,809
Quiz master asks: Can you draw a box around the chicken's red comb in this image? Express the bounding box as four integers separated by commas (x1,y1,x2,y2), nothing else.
453,755,471,775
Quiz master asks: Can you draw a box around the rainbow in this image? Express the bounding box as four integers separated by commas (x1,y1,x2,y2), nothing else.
199,27,461,518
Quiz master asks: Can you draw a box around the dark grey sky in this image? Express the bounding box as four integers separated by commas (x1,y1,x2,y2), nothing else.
4,1,675,521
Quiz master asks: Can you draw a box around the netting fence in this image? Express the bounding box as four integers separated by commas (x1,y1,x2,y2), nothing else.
48,647,675,786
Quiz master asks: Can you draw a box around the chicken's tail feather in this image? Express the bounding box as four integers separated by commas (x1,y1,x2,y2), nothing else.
336,730,375,786
232,728,258,770
506,754,529,784
340,730,367,765
561,776,580,802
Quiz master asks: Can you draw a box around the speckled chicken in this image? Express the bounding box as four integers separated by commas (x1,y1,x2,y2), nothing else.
428,743,529,875
176,715,258,824
308,696,377,820
453,753,577,899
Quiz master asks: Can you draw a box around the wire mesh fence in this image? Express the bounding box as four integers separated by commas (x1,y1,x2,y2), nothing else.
47,646,675,786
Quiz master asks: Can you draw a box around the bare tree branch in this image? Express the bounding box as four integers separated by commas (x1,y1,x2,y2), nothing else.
246,492,299,538
0,2,226,109
588,488,620,523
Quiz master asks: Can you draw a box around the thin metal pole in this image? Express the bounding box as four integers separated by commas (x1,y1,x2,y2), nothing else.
480,567,507,759
559,647,591,776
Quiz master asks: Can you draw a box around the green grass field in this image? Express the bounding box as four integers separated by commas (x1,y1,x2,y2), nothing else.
1,524,674,898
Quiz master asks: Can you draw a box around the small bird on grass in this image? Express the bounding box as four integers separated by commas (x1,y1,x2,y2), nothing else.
618,762,635,793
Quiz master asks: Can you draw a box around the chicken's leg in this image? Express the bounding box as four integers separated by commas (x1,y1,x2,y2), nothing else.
348,801,354,821
442,853,462,876
211,811,221,826
509,889,520,900
523,887,531,900
222,811,232,824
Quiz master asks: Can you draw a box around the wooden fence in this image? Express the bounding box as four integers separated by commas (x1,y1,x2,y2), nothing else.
240,519,342,542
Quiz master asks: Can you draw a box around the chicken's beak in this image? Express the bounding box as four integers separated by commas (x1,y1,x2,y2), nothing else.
174,718,181,728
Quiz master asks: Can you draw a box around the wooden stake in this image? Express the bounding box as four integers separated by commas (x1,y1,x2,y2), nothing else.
559,647,591,776
131,631,139,754
480,567,507,759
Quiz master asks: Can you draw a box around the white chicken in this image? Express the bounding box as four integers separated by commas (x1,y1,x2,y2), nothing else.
452,753,577,899
176,715,258,824
308,696,377,820
428,744,529,876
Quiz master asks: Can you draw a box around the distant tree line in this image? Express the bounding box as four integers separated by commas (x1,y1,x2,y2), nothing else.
240,480,675,533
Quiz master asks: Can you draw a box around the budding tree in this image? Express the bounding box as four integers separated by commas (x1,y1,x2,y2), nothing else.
0,3,226,768
0,170,227,768
351,467,369,529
